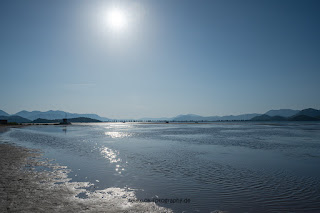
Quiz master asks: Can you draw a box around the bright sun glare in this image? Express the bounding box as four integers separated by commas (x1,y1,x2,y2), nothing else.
106,8,127,31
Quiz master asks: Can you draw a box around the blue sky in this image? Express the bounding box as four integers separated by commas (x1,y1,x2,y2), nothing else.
1,0,319,119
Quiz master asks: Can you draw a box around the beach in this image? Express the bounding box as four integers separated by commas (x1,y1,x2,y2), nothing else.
0,126,172,213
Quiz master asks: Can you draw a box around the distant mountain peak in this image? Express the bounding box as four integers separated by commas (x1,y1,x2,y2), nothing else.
17,110,28,113
265,109,299,117
0,110,10,116
300,108,317,111
296,108,320,117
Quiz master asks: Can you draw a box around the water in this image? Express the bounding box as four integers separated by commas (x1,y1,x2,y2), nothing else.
1,122,320,212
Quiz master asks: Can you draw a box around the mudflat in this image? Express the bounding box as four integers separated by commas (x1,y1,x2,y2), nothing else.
0,138,171,213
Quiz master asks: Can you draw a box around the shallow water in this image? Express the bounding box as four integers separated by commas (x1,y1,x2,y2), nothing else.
1,122,320,212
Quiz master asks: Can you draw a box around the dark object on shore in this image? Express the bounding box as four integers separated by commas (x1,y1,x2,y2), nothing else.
0,120,8,125
60,118,71,125
0,120,18,125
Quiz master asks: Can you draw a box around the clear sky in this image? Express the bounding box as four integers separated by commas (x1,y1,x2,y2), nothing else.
1,0,319,119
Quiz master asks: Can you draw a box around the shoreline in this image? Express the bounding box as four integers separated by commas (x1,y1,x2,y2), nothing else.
0,128,172,213
1,120,319,130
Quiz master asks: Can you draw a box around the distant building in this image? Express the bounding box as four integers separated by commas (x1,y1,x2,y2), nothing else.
0,120,8,125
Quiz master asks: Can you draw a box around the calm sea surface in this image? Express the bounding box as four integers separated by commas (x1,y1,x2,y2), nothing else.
1,122,320,212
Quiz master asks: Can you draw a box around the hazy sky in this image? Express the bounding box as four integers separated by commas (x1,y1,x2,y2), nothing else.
1,0,319,119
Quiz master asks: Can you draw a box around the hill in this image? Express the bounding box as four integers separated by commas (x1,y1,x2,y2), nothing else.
289,115,320,121
173,114,208,121
250,115,272,121
14,110,110,121
251,108,320,121
295,108,320,117
32,118,57,123
216,113,261,121
0,110,9,117
68,117,101,123
32,117,101,123
0,116,31,123
265,109,299,117
250,115,287,121
171,113,261,121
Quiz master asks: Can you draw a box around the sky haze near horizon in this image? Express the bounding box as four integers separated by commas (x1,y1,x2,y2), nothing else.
1,0,320,119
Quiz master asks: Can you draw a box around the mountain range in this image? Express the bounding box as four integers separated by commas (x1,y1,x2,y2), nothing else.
143,109,320,121
0,108,319,123
0,110,110,123
141,113,261,121
141,109,319,121
250,108,320,121
264,109,300,117
32,117,102,123
170,113,262,121
6,110,110,122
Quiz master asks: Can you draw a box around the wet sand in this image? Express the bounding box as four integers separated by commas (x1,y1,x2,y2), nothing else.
0,128,171,213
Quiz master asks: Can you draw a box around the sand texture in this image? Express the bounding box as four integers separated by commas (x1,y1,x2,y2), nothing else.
0,143,171,213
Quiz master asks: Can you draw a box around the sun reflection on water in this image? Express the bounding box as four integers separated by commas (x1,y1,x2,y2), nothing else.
105,132,131,138
100,147,121,163
105,123,133,128
100,147,126,174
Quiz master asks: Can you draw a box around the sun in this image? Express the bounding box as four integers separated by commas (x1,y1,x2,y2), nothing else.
106,8,127,32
